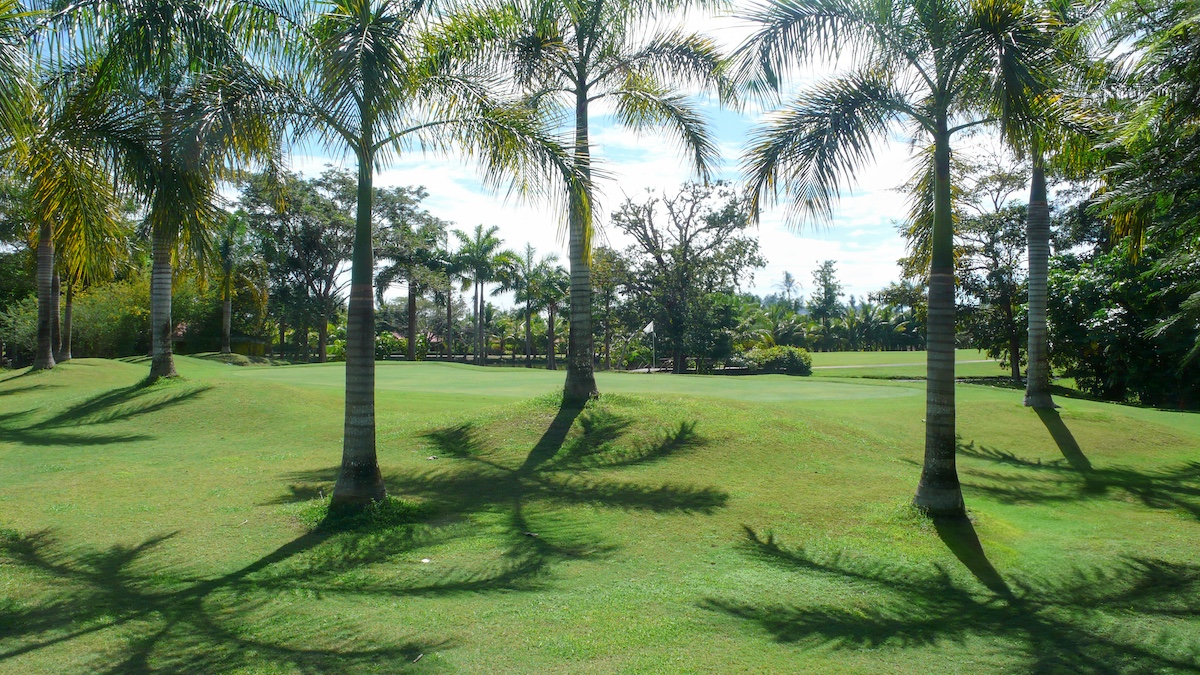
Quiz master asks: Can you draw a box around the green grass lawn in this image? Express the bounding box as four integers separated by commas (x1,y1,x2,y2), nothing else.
1,356,1198,673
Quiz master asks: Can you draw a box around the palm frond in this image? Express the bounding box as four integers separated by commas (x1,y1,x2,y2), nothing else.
741,69,906,226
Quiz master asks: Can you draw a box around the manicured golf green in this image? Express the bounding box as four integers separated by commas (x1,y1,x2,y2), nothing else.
1,356,1197,673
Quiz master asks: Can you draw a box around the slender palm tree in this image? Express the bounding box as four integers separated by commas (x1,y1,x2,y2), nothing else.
536,261,569,370
453,225,513,365
60,0,282,381
459,0,730,401
215,211,254,355
284,0,579,511
738,0,1049,516
1021,1,1100,409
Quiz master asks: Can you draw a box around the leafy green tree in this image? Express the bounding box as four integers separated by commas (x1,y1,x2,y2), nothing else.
241,170,354,363
462,0,729,399
14,78,125,370
958,206,1029,380
738,0,1049,516
374,186,449,361
612,183,764,373
807,260,844,339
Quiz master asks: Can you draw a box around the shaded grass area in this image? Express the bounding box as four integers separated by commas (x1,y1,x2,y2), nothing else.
1,357,1199,673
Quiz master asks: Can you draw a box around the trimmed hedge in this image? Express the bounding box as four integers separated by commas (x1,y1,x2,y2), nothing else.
741,345,813,375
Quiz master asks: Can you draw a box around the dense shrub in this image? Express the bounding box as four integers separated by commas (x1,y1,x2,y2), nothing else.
741,345,813,375
375,332,403,360
1048,249,1200,407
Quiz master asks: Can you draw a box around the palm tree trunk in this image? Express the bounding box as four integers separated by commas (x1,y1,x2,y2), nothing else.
1024,147,1054,408
525,300,532,368
445,286,453,361
31,221,55,370
547,306,557,370
59,281,73,362
149,233,178,380
479,285,488,365
51,269,61,359
914,124,965,518
331,151,385,512
220,275,232,354
564,86,598,403
406,276,417,361
474,281,481,364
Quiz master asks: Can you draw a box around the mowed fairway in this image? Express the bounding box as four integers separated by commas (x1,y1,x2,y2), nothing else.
1,357,1199,673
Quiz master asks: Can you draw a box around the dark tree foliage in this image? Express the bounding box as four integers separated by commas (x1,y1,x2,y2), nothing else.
373,186,450,361
1048,246,1200,407
612,183,764,373
957,205,1028,380
807,260,845,326
240,170,355,362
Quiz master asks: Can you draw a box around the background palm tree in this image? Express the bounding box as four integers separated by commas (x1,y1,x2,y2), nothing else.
283,0,579,511
737,0,1049,516
62,0,282,381
16,76,125,370
453,225,512,365
462,0,730,401
375,188,448,361
536,261,569,370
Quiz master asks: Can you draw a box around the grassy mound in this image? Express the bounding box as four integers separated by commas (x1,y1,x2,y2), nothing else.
1,357,1198,673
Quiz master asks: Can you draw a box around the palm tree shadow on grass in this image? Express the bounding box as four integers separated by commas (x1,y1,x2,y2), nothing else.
958,438,1200,521
703,525,1200,673
273,399,725,593
0,380,209,447
0,527,442,673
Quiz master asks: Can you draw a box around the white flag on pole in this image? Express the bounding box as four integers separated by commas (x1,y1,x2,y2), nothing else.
642,321,654,334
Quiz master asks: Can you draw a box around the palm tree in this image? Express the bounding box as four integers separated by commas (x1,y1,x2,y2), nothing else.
17,76,124,370
495,243,561,367
61,0,282,381
536,262,569,370
1021,2,1100,409
738,0,1049,516
215,211,256,355
283,0,578,511
453,225,512,365
462,0,730,401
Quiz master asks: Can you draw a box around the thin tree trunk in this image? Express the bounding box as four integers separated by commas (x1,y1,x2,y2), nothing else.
318,311,329,363
445,286,453,361
278,320,286,359
673,345,685,374
479,285,488,365
564,84,599,402
149,234,177,380
406,279,417,361
603,300,612,371
913,124,965,518
525,301,532,368
1010,331,1021,382
51,269,61,359
547,306,557,370
1024,147,1054,408
31,221,55,370
474,282,481,364
59,282,73,362
331,150,385,512
220,274,232,354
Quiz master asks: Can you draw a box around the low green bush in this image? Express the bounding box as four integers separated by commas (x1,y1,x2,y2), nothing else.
741,345,813,375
